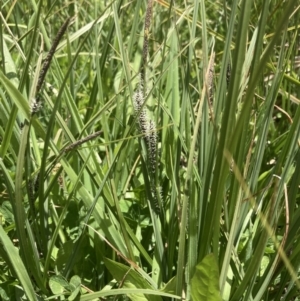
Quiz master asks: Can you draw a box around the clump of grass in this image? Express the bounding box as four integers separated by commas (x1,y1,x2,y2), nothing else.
0,0,300,300
133,0,160,214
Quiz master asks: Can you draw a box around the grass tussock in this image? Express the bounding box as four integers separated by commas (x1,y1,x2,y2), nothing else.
0,0,300,300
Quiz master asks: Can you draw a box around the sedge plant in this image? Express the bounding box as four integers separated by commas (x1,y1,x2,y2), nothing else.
0,0,300,300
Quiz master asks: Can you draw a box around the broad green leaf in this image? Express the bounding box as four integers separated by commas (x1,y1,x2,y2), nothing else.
103,258,162,301
49,275,70,295
68,275,81,300
191,254,222,301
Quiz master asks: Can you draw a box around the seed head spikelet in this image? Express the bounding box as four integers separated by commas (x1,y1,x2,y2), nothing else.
32,17,72,114
132,0,160,214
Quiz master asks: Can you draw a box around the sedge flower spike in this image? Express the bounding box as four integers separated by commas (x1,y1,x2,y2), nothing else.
133,74,160,214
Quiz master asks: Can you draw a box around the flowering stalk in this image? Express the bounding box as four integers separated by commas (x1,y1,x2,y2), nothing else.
31,17,72,115
132,0,160,213
133,77,160,214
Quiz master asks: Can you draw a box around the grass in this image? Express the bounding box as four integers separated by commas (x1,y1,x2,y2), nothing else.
0,0,300,300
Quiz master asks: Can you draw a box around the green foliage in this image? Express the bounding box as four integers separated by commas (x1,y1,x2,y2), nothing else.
0,0,300,300
191,254,222,301
103,257,162,301
49,275,81,300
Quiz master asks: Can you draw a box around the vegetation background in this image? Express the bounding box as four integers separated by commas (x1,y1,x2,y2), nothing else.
0,0,300,300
